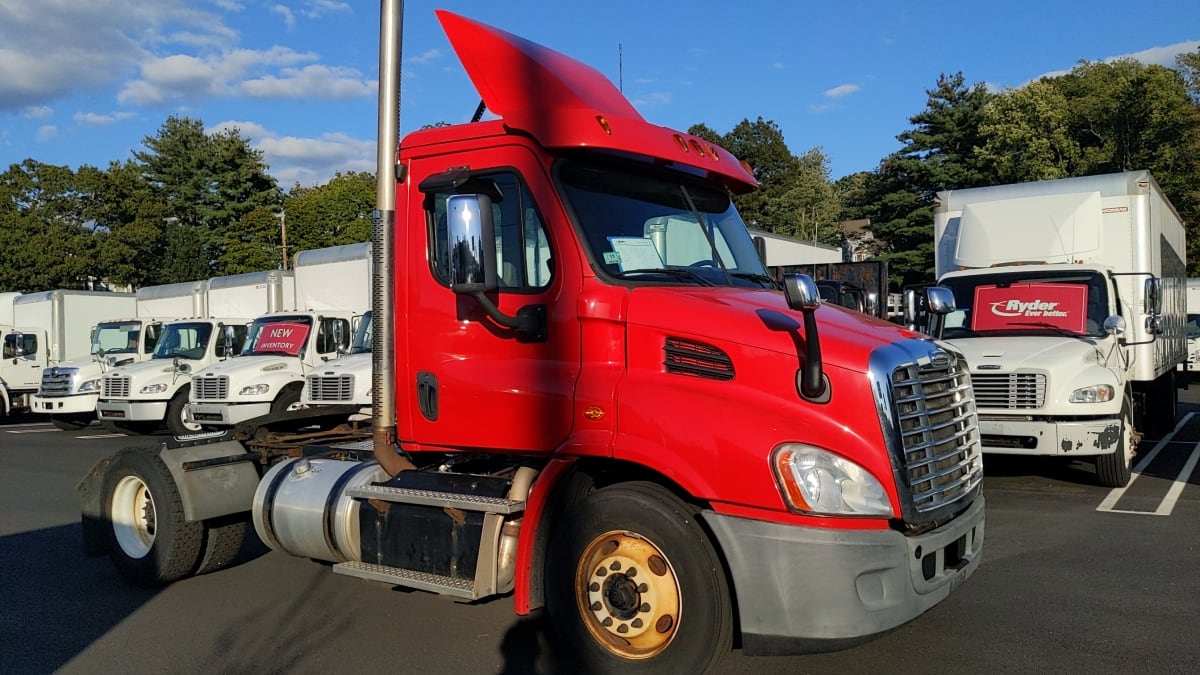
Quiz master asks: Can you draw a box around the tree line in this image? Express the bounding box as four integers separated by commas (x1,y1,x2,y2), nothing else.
2,50,1199,292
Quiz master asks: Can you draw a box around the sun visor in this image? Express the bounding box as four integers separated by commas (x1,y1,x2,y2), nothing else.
955,191,1102,268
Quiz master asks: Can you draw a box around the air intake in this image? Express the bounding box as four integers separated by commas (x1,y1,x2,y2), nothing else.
663,337,734,381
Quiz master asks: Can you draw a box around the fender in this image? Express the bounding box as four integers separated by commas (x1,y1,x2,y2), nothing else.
158,440,261,521
513,457,575,614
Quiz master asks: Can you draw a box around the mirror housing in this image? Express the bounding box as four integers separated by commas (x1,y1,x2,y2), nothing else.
446,194,497,295
783,274,821,311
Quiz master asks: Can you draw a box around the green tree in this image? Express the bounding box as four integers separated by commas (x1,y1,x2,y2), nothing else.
281,172,375,254
976,80,1082,183
0,160,97,290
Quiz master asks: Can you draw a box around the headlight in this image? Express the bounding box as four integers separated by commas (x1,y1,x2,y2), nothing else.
139,383,170,394
771,444,893,517
1069,385,1114,403
78,379,101,393
239,384,271,396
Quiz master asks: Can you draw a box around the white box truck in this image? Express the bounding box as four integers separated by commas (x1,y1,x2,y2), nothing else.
932,170,1186,487
96,270,295,435
30,283,203,430
7,290,137,422
186,243,369,427
0,291,47,418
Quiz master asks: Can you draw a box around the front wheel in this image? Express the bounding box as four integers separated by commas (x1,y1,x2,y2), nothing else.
1096,403,1138,488
545,482,732,675
166,387,201,436
51,413,93,431
102,449,204,585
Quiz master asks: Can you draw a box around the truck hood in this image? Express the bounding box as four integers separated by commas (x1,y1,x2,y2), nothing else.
192,355,299,379
308,353,371,376
943,334,1108,373
625,287,922,374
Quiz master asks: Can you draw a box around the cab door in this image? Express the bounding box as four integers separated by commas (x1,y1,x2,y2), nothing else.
397,144,582,453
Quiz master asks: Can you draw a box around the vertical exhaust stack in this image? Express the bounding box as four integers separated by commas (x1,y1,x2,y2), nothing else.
372,0,413,476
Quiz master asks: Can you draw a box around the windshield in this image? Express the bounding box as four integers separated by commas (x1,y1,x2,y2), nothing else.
558,157,773,288
92,321,142,355
939,270,1110,339
352,311,372,354
1187,314,1200,339
153,322,214,360
242,315,313,357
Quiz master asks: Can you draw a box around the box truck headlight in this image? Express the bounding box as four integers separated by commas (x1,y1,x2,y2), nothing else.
239,384,271,396
771,444,893,517
139,383,169,394
78,378,101,393
1069,385,1114,403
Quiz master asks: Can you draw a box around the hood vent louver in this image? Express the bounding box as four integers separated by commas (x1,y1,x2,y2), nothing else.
664,337,734,381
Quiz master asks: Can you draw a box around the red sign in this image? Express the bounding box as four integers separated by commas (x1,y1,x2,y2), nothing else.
972,283,1088,333
253,322,310,356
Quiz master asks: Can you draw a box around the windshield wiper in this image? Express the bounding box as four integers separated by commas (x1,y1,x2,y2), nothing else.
611,268,715,286
1007,321,1087,339
729,272,778,288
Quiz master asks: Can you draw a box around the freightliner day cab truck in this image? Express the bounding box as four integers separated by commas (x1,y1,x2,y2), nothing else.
1184,278,1200,374
932,171,1187,487
79,8,986,674
31,283,202,430
184,243,367,428
97,270,294,435
301,308,373,418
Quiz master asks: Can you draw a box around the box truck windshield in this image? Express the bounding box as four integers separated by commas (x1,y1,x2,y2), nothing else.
939,270,1110,339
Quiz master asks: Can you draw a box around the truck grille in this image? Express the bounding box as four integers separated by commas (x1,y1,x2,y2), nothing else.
193,375,229,400
970,372,1046,409
40,368,77,396
880,345,983,522
307,374,355,401
103,376,131,398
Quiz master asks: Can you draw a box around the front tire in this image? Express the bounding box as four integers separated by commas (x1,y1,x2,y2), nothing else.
51,413,93,431
545,482,732,675
270,385,303,414
166,387,202,436
102,449,203,586
1096,402,1137,488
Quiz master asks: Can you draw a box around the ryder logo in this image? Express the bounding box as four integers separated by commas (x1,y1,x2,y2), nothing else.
989,299,1069,318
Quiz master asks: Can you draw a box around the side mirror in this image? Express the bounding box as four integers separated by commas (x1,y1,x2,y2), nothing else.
865,292,880,318
12,333,26,357
1144,277,1163,315
220,325,236,359
783,274,821,310
446,194,497,294
334,321,348,355
781,274,827,401
926,286,956,315
1104,315,1126,336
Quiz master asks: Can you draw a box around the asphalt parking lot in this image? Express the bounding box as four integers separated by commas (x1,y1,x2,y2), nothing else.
1,394,1197,675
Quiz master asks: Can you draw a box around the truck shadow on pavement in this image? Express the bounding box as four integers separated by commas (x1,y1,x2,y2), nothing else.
0,523,158,675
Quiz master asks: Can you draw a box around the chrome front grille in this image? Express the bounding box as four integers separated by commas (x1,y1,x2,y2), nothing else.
103,376,130,398
306,374,355,401
192,375,229,400
877,343,983,522
970,372,1047,409
40,368,77,396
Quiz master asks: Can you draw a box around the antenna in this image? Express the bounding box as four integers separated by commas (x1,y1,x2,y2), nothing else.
619,43,623,92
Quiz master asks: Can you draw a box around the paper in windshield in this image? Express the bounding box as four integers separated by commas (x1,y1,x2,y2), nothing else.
608,237,664,272
972,283,1087,333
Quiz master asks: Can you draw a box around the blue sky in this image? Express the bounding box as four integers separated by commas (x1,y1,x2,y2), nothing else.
1,0,1198,188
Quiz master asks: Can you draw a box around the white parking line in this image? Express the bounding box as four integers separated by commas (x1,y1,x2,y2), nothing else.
5,428,60,434
1097,412,1194,515
0,422,53,428
78,433,126,440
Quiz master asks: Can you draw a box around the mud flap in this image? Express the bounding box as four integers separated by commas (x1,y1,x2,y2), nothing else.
78,454,116,557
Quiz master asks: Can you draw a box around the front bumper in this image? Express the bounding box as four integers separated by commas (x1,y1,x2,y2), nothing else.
977,415,1121,457
32,394,98,415
97,400,168,422
702,495,985,655
186,401,271,426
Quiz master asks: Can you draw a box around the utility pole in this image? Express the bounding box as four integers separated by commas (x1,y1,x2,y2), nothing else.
279,211,289,270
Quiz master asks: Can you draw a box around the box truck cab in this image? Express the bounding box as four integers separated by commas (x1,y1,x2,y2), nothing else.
97,271,294,435
0,291,47,418
932,172,1187,487
1184,278,1200,374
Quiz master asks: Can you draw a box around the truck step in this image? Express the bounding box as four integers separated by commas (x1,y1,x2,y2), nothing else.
347,484,524,513
333,561,479,599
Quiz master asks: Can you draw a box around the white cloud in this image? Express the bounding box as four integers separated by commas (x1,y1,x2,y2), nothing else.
21,105,53,119
1036,40,1200,81
824,83,861,99
408,49,442,65
211,119,374,188
211,0,243,10
0,0,235,111
37,125,58,142
239,65,374,99
73,111,136,126
631,92,672,108
271,4,296,31
301,0,351,19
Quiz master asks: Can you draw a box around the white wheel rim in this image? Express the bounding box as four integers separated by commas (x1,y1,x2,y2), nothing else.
111,475,156,558
179,407,201,432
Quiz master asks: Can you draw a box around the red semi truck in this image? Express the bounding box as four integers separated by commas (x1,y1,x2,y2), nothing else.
79,6,985,673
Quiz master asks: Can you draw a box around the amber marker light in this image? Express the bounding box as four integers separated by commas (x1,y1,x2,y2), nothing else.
673,134,689,152
583,406,605,421
595,115,612,135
